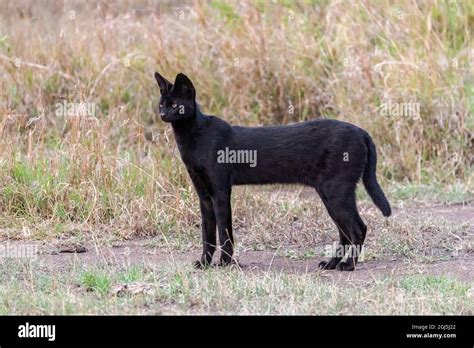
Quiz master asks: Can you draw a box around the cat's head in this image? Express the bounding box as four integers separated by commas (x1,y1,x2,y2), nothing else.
154,72,196,123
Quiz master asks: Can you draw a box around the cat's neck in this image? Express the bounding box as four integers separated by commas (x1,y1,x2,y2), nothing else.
171,101,206,139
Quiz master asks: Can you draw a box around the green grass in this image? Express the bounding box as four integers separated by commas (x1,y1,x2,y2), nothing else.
0,198,470,316
0,260,471,315
80,270,112,295
387,181,473,205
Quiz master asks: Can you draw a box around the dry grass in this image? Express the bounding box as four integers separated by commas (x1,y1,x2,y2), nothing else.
0,0,472,233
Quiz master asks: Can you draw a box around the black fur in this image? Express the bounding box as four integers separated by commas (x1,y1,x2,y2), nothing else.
155,72,391,271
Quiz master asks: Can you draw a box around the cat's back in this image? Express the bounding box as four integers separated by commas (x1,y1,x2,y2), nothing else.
232,118,356,139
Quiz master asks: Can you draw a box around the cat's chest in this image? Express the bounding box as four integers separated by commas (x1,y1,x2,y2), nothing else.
176,139,214,168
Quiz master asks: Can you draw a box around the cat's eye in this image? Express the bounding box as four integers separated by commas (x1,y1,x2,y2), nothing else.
171,103,178,108
159,103,163,108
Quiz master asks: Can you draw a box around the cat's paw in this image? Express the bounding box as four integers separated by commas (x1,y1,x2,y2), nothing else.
336,261,355,271
217,258,239,268
318,259,339,270
192,260,211,269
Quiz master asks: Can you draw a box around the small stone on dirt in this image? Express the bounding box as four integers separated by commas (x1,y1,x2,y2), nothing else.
58,244,87,253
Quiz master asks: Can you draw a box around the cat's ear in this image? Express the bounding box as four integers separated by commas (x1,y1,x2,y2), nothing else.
154,72,173,95
173,73,196,100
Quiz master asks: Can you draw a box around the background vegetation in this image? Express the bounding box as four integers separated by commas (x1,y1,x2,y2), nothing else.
0,0,472,230
0,0,472,315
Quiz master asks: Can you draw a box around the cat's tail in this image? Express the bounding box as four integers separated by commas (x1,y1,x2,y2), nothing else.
362,133,391,217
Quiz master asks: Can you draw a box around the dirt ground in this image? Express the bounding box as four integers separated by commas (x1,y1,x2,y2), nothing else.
15,204,472,283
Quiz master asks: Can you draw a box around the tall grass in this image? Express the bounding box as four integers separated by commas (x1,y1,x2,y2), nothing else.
0,0,472,227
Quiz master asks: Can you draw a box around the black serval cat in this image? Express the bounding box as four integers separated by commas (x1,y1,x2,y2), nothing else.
154,71,391,271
